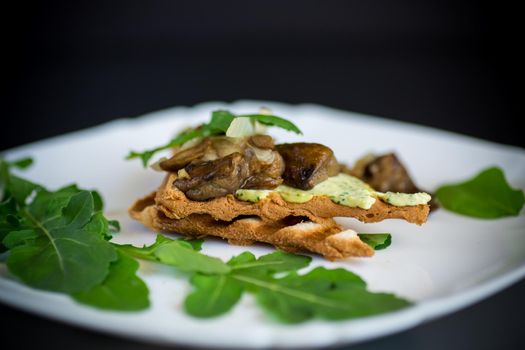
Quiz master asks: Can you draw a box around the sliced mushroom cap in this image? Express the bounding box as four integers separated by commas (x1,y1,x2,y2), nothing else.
169,135,286,200
348,153,418,193
344,153,438,211
159,138,212,171
248,135,274,149
174,152,250,201
242,150,285,189
276,143,340,190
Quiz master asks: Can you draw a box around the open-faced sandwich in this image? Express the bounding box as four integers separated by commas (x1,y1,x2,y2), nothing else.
129,109,431,260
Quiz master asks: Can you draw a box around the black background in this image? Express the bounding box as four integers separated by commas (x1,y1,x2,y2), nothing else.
1,1,523,349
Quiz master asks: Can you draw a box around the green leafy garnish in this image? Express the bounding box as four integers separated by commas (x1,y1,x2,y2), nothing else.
242,114,302,134
436,167,525,218
1,157,411,321
119,234,230,275
208,110,237,131
4,191,117,293
0,157,148,310
126,109,302,167
184,250,410,322
6,157,34,170
108,219,121,233
251,267,409,323
184,273,243,317
228,251,310,275
126,128,206,167
358,233,392,250
73,251,150,311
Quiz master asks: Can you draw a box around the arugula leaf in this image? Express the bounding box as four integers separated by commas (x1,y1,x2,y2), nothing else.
73,251,149,311
358,233,392,250
184,273,243,317
2,229,38,249
85,212,113,241
239,114,302,135
0,157,33,177
4,191,117,293
229,251,311,275
154,241,230,274
249,267,409,323
0,197,18,252
184,251,311,318
8,157,34,169
117,234,176,260
184,251,411,323
118,234,230,274
129,235,203,251
208,110,236,132
1,157,41,205
91,190,104,212
436,167,525,218
7,175,42,205
0,160,8,201
126,109,302,167
180,238,203,251
27,186,79,222
0,161,144,309
126,128,207,167
108,219,121,233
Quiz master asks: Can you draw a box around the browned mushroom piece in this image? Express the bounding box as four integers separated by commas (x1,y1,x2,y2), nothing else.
171,136,285,201
174,152,250,201
159,138,212,171
242,149,285,189
248,135,274,149
276,143,340,190
344,153,438,211
352,153,419,193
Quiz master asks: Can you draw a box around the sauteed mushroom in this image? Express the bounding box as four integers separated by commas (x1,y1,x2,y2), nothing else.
276,143,339,190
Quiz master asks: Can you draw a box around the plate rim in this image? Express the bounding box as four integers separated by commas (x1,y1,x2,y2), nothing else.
1,100,524,348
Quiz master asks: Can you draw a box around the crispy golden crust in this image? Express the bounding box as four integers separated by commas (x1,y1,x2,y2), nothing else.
155,173,429,225
129,173,429,259
129,192,374,260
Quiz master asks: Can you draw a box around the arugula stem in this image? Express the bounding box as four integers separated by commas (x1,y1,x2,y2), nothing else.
230,261,289,270
231,274,342,309
112,244,156,262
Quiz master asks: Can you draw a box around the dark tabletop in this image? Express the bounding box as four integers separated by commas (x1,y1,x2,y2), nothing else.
1,1,522,349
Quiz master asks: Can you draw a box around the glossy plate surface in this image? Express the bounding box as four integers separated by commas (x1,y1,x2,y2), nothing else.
1,101,524,348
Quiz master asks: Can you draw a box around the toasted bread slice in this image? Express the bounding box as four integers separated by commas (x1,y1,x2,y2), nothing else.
129,173,428,259
154,173,429,225
129,192,374,260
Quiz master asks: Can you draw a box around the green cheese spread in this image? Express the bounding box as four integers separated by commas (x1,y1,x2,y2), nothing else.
376,191,432,207
235,173,431,209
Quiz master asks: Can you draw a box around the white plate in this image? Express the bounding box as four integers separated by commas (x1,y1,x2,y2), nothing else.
1,100,524,348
